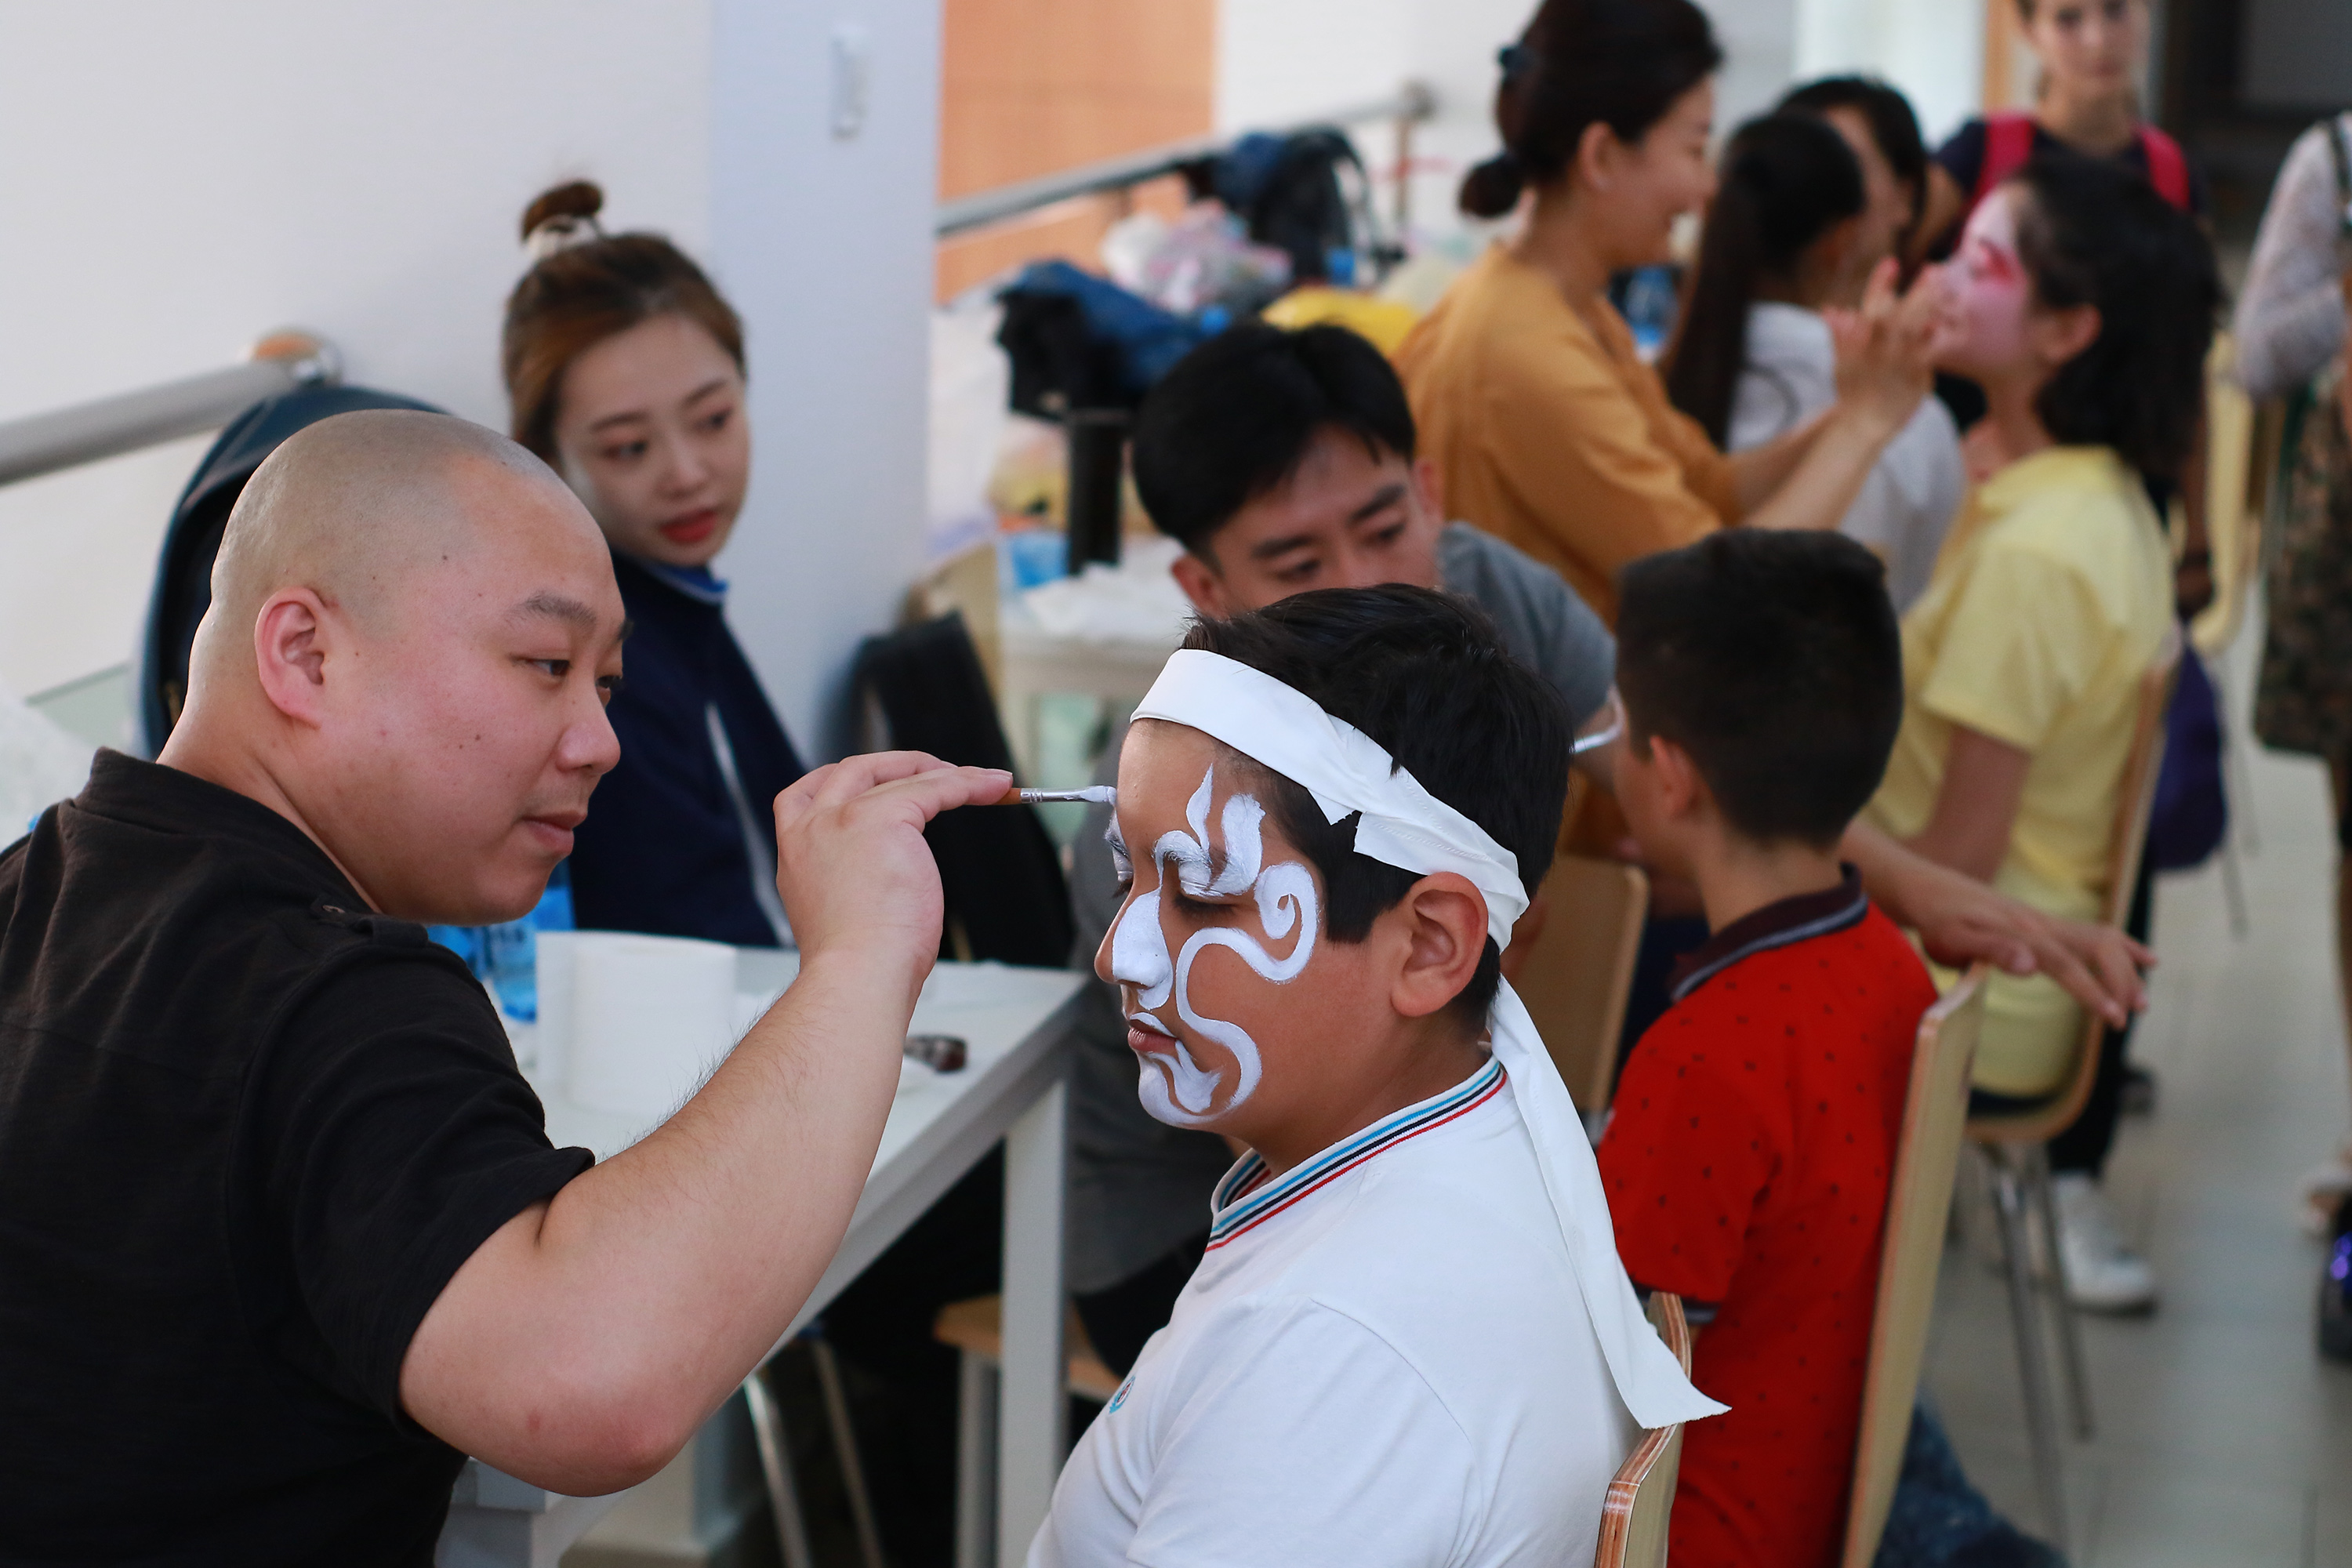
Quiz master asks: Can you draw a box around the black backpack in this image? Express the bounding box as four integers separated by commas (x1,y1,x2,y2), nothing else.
1196,128,1394,285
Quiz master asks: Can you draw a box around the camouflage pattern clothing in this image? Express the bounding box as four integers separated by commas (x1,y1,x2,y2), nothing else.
2256,361,2352,760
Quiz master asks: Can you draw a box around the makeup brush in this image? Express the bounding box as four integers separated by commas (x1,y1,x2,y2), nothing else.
991,786,1116,806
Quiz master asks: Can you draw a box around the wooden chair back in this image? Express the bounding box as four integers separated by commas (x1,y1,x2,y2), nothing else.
1594,1292,1694,1568
1514,854,1651,1116
1971,627,2182,1145
934,1295,1123,1403
2188,333,2262,658
1839,965,1991,1568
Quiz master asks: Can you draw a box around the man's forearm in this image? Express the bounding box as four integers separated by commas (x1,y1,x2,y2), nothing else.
401,948,918,1494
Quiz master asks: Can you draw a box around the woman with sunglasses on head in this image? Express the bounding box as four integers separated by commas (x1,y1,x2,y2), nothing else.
1394,0,1940,629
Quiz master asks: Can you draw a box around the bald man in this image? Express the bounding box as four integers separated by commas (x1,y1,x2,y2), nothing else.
0,412,1008,1564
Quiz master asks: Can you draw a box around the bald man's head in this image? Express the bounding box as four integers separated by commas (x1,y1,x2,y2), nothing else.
162,409,629,926
197,410,590,679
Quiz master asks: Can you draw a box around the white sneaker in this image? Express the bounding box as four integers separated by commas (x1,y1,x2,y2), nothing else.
2294,1143,2352,1237
2053,1172,2158,1313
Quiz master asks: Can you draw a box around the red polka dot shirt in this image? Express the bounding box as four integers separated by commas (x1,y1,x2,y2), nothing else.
1597,870,1937,1568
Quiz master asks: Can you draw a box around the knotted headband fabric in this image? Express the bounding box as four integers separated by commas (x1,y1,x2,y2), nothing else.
1131,648,1726,1429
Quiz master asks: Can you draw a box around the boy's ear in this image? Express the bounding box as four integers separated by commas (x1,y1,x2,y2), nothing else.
1646,732,1711,822
1388,870,1490,1022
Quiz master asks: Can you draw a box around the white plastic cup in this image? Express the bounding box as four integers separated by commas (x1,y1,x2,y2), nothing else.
567,934,739,1119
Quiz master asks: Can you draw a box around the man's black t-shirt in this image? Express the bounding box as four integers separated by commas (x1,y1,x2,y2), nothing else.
0,753,593,1564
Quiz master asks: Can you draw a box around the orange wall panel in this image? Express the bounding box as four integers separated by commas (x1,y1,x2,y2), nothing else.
935,0,1215,299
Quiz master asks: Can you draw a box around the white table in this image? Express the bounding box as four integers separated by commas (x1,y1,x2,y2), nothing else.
435,953,1083,1568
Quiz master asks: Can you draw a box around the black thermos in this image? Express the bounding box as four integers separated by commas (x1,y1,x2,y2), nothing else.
1064,408,1129,574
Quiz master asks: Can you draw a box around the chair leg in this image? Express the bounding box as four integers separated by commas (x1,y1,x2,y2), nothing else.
956,1348,1000,1568
742,1365,818,1568
1988,1149,2071,1556
809,1334,890,1568
2219,833,2252,938
2026,1144,2098,1440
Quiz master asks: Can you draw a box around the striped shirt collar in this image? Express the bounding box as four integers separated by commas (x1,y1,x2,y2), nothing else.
1207,1056,1508,1251
1667,864,1867,1004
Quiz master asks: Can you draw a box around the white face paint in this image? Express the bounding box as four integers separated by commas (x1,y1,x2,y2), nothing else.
1106,763,1319,1127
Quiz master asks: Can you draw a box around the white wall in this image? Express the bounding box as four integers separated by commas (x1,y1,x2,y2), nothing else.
0,2,712,704
1795,0,1984,143
709,0,942,754
0,1,942,759
1216,0,1814,258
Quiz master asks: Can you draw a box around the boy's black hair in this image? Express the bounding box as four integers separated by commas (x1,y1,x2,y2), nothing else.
1775,75,1929,228
1615,530,1902,848
1131,322,1416,561
2006,152,2220,485
1178,585,1570,1025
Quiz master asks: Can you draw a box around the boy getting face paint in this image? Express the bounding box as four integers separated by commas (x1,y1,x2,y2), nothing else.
1105,754,1319,1126
1033,590,1718,1568
1095,718,1484,1174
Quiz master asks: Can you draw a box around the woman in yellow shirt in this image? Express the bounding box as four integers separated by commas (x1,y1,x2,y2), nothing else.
1865,154,2217,1308
1393,0,1937,622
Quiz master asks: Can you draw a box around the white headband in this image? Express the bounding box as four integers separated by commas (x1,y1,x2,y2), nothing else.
1131,648,1724,1430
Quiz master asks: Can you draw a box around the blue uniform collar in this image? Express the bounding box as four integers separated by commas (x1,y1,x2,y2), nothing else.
625,554,728,606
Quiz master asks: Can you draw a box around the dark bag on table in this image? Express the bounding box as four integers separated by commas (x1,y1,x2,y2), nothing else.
855,612,1073,966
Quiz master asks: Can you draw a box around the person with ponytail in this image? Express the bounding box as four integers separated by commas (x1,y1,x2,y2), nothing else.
1393,0,1942,626
1664,106,1965,611
503,181,803,947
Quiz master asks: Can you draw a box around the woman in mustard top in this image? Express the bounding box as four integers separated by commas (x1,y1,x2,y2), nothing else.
1394,0,1940,623
1866,155,2217,1308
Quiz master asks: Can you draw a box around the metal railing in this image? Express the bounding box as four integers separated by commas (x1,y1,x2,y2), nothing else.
0,331,341,490
935,82,1436,238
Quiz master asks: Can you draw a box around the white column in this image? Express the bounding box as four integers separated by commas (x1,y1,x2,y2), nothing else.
707,0,943,757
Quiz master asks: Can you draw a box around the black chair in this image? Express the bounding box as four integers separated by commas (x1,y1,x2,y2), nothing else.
136,385,443,756
855,612,1073,966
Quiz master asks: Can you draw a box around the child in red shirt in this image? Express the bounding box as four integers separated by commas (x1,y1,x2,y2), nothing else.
1598,529,1939,1567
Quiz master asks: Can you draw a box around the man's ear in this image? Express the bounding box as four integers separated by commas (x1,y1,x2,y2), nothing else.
1388,871,1490,1022
1171,547,1233,619
2032,301,2102,372
1410,454,1445,521
251,588,336,729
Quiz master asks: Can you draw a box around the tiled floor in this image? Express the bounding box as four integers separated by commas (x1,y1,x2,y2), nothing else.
1922,633,2352,1567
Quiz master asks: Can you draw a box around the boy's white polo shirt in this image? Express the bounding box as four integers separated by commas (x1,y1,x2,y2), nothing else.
1029,1058,1639,1568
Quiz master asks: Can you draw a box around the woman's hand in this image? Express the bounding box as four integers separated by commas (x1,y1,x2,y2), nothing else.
1844,817,2151,1028
1908,871,2153,1029
1828,258,1942,440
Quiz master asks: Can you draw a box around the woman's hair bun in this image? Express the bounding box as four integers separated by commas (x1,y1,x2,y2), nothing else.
521,180,604,245
1458,151,1528,220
